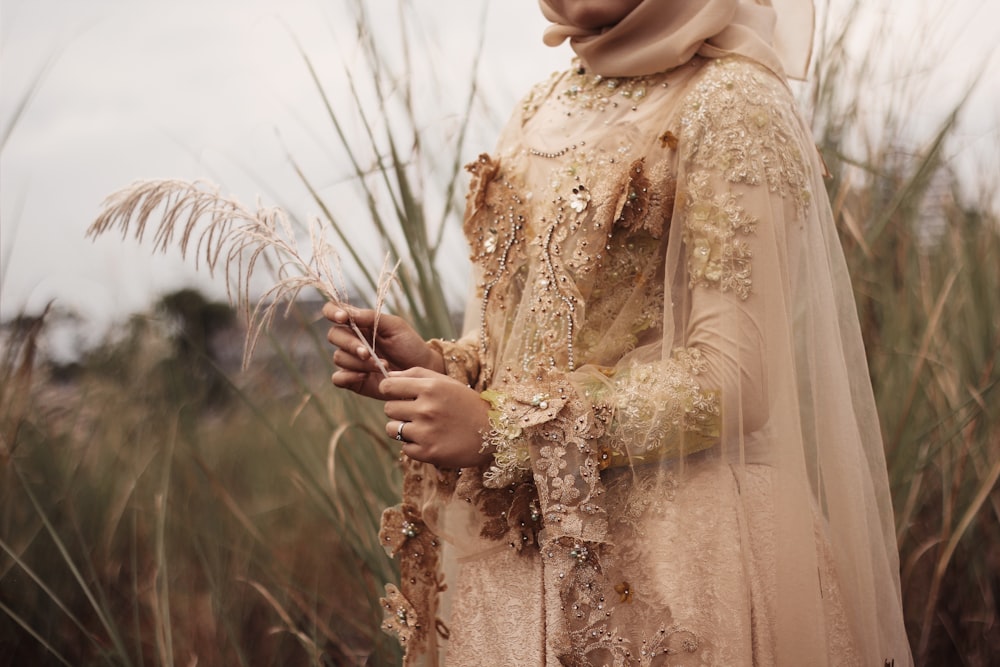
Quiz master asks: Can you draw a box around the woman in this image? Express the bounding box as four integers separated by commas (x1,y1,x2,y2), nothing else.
324,1,912,664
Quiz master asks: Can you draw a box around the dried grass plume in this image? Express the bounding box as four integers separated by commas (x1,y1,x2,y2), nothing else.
88,178,393,373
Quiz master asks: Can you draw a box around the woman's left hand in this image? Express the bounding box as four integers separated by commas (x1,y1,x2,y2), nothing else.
380,367,493,469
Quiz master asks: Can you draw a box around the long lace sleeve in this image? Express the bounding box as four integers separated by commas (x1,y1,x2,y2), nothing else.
481,342,724,490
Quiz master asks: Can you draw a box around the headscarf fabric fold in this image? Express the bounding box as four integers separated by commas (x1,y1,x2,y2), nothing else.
539,0,814,79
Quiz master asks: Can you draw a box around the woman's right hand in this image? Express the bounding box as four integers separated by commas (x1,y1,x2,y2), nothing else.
322,304,444,400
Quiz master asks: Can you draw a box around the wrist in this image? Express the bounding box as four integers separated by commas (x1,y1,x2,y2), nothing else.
425,338,479,384
423,343,446,374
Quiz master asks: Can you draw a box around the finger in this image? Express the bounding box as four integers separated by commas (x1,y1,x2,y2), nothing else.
323,308,379,350
381,368,453,396
384,398,419,424
332,369,369,390
386,367,440,380
322,303,371,324
379,375,432,400
327,334,377,367
332,348,378,372
325,304,387,329
327,322,370,349
386,419,418,443
400,442,426,462
321,302,342,322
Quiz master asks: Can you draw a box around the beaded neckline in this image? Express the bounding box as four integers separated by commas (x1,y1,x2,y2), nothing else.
558,62,673,113
528,141,584,159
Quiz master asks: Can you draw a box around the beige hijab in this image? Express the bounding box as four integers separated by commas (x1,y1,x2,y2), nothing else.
539,0,814,79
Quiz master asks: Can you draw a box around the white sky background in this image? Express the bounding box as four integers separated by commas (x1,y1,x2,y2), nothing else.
1,0,997,358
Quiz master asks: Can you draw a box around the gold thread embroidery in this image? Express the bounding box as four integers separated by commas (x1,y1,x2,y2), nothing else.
585,347,721,466
681,169,758,299
680,58,812,214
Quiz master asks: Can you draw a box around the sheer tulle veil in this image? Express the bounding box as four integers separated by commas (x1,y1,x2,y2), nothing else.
534,0,910,661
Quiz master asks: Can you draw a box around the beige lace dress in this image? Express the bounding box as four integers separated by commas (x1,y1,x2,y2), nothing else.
377,54,911,667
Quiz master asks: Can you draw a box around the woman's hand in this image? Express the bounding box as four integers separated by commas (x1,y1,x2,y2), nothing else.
380,367,493,469
323,304,444,400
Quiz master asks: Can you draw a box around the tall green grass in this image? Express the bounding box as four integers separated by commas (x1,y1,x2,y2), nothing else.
1,0,997,664
2,0,475,662
1,296,403,665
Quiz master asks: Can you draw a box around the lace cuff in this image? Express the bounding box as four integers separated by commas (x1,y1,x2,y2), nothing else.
478,376,610,544
583,347,721,466
479,389,542,488
427,336,480,386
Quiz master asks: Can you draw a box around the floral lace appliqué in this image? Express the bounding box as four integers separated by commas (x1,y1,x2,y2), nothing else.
545,530,704,666
681,169,758,299
587,347,721,466
377,458,446,664
680,58,812,215
480,387,562,488
612,159,675,239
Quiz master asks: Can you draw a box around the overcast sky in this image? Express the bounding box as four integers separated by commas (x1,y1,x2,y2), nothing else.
1,0,997,357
